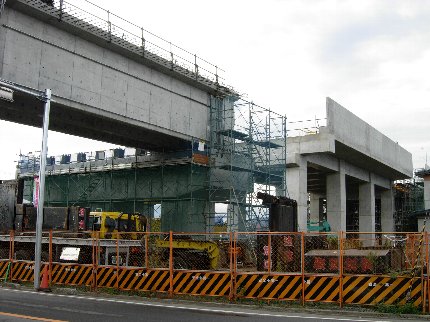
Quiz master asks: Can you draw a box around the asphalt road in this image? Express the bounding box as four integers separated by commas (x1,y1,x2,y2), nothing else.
0,287,426,322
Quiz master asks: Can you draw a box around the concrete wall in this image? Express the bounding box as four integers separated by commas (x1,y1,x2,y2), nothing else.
326,98,412,178
0,7,210,141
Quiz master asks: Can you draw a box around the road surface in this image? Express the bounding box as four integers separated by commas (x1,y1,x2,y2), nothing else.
0,287,424,322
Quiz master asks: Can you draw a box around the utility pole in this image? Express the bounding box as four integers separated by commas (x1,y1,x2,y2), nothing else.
0,79,51,290
34,88,51,290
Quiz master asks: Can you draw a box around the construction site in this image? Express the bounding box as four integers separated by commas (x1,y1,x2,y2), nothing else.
8,95,287,234
0,0,430,311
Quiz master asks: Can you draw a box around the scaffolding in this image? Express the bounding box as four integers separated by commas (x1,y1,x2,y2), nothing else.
208,95,287,232
393,179,424,232
17,146,211,232
16,94,289,234
12,2,288,234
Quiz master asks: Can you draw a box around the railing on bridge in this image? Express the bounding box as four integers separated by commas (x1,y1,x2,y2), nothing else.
0,230,428,311
287,117,327,137
16,0,232,92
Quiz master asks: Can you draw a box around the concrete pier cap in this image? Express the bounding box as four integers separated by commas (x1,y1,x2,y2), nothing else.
284,97,412,234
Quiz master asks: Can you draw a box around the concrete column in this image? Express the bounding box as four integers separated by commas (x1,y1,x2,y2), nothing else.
161,200,207,232
326,162,346,232
227,203,247,232
286,157,308,232
205,202,216,233
359,176,375,243
424,176,430,209
381,186,394,232
309,193,323,223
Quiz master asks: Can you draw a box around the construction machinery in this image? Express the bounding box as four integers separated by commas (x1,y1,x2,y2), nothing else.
1,179,305,271
307,219,331,232
88,210,147,239
255,192,299,271
0,205,148,266
0,177,222,270
156,237,220,270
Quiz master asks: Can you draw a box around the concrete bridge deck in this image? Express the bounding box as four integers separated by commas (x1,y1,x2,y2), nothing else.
0,0,235,151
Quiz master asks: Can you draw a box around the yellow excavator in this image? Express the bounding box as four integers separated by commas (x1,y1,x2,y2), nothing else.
156,237,220,270
89,211,221,270
88,211,147,239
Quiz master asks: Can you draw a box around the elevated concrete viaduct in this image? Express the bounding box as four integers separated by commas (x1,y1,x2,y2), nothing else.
0,0,234,151
0,1,414,233
285,98,412,235
0,0,238,232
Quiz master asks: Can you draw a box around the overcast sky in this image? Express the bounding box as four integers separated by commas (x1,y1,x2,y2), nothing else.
0,0,429,179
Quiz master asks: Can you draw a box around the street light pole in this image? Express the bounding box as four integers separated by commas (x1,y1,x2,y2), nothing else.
34,88,51,290
0,79,52,290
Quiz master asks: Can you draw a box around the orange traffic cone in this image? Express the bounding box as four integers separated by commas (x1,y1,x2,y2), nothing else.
39,266,51,292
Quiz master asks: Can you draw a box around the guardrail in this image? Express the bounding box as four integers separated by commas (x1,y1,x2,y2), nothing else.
287,117,327,137
0,230,428,311
17,0,232,93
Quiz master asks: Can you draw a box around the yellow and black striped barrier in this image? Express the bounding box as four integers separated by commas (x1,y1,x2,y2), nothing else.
2,260,426,308
0,261,9,279
235,274,302,300
173,271,231,296
10,262,48,282
97,267,170,292
343,276,422,306
96,266,117,288
120,269,170,292
11,261,36,281
406,221,425,301
304,276,340,303
51,264,93,286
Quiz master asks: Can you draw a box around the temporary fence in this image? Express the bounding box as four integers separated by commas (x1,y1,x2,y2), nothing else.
0,230,429,311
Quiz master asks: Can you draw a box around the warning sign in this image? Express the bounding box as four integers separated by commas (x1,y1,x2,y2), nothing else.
60,247,80,261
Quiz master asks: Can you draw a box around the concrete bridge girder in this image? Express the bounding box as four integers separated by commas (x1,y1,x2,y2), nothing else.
0,3,224,151
290,153,396,233
285,98,412,233
4,1,285,233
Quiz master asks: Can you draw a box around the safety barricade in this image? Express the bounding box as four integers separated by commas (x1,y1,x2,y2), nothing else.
304,275,340,303
168,232,233,298
95,232,171,292
10,262,49,282
51,263,93,286
302,232,341,304
96,266,118,289
236,273,302,300
11,261,36,281
342,275,422,307
0,260,10,279
173,271,231,297
1,230,429,311
116,268,170,292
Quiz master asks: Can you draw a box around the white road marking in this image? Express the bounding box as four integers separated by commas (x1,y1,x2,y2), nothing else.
1,299,122,317
1,288,391,322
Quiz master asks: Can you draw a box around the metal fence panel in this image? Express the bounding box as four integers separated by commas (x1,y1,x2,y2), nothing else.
170,233,232,271
173,271,231,296
0,230,427,309
304,233,340,275
304,276,340,303
343,232,424,275
342,276,422,307
236,273,302,300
